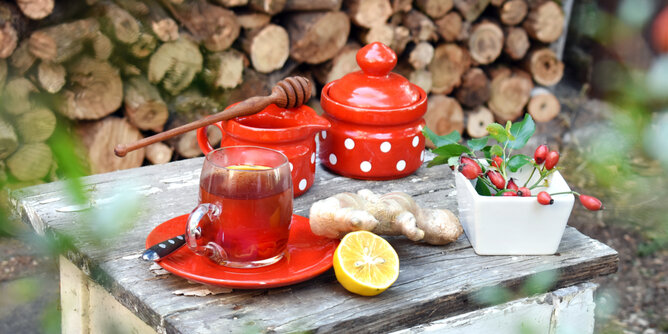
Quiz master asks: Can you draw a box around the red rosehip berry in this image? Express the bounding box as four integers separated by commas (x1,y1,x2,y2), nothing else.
491,156,503,168
507,178,518,191
544,151,560,170
459,163,480,180
460,156,482,175
486,170,505,189
537,191,553,205
502,191,517,196
518,187,531,197
579,195,603,211
534,144,548,164
652,6,668,53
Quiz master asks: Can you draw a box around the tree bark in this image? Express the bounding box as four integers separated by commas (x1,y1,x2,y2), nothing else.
527,87,560,123
59,57,123,120
313,42,359,85
488,67,533,122
213,0,248,7
0,117,18,159
391,0,412,13
468,21,504,65
14,107,57,143
6,142,53,181
454,0,490,22
346,0,393,28
498,0,527,26
145,142,173,165
465,106,494,138
423,95,464,148
28,18,99,63
503,26,529,60
435,11,463,42
402,9,438,42
408,41,434,70
524,47,564,86
241,24,289,73
523,0,564,43
454,67,490,108
123,76,169,132
284,0,342,11
0,21,17,58
162,0,240,52
415,0,453,19
203,49,246,89
284,11,350,64
148,37,203,95
16,0,54,20
98,2,140,44
428,43,471,94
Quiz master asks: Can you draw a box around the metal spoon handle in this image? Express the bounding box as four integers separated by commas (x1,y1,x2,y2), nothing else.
142,234,186,261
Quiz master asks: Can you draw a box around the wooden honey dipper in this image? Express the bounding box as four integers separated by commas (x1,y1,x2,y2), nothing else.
114,76,313,157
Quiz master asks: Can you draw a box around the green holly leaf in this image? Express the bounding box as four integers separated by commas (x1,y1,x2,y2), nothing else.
467,136,489,151
475,178,491,196
423,127,461,147
432,143,469,160
486,123,508,143
508,114,536,149
490,144,504,157
507,154,531,172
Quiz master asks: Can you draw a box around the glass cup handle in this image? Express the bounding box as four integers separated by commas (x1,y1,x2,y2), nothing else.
185,203,227,263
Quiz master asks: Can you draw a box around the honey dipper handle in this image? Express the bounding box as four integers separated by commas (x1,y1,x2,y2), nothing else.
114,76,312,157
114,95,277,157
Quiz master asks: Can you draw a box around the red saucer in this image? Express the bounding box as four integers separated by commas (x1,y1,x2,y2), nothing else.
146,214,339,289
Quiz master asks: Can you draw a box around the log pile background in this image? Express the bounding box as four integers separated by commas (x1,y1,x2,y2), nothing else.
0,0,568,186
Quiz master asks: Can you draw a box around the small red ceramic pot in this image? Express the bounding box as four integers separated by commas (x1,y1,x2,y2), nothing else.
196,104,330,197
319,42,428,180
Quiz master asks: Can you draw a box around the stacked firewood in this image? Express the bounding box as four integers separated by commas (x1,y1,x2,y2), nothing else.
0,0,566,185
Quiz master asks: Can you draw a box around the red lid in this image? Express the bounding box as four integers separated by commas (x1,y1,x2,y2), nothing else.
328,42,421,109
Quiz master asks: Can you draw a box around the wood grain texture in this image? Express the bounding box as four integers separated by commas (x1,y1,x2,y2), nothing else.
11,155,618,334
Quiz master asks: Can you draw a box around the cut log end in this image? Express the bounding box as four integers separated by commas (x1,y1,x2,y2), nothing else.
526,48,564,86
466,106,494,138
37,61,66,93
424,95,464,148
0,22,18,58
415,0,453,19
347,0,393,28
468,21,504,65
59,58,122,120
527,88,560,123
408,42,435,70
455,67,490,108
243,24,289,73
152,19,179,42
286,11,350,65
488,68,533,122
435,12,463,42
6,143,53,181
145,142,173,165
77,117,145,174
429,43,471,95
17,0,54,20
499,0,527,26
504,26,529,60
523,1,564,43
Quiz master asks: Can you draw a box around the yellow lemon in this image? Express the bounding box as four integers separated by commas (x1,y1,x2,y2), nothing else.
333,231,399,296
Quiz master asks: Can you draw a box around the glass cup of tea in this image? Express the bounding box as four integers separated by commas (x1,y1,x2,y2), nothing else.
185,146,293,268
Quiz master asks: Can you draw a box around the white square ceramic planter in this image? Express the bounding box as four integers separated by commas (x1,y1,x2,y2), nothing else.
455,165,575,255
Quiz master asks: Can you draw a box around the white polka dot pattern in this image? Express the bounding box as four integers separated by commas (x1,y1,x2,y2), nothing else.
299,179,307,191
315,133,319,144
380,142,391,153
396,160,406,171
420,151,425,162
360,161,371,172
344,138,355,150
329,153,337,165
321,131,327,139
310,152,315,164
289,162,293,171
412,136,419,147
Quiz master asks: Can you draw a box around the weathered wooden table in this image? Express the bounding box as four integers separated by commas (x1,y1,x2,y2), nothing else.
11,155,618,334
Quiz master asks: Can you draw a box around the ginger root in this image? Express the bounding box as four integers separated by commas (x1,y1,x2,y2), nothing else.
309,189,463,245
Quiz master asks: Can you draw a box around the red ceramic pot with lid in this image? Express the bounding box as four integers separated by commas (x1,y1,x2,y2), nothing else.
319,42,428,180
196,104,330,197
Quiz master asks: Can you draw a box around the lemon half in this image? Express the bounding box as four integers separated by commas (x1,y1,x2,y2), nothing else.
333,231,399,296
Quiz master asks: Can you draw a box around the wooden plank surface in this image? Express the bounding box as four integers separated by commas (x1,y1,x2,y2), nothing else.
10,154,618,334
